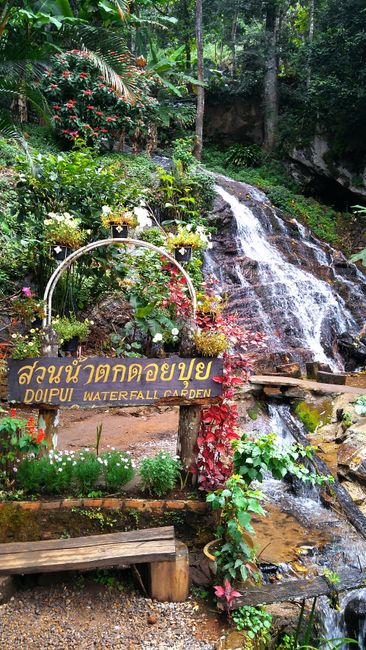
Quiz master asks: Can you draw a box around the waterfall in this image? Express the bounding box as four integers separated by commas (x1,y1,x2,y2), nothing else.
209,182,366,368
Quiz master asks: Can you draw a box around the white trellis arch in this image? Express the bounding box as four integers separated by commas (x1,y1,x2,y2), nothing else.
42,238,197,326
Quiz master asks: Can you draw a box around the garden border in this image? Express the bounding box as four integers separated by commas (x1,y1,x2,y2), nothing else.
0,497,208,513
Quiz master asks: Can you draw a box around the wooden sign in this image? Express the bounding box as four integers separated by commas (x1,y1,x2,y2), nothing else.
8,356,223,407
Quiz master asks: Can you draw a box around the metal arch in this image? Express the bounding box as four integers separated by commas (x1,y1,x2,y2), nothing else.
42,238,197,327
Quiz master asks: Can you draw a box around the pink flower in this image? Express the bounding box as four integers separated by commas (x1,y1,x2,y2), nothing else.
22,287,32,297
214,580,241,608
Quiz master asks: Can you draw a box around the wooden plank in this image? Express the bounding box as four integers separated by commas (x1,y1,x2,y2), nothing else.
0,526,174,555
150,541,190,603
229,568,366,608
0,539,176,575
249,375,366,395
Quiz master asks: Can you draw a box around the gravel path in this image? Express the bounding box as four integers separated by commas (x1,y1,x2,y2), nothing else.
0,581,220,649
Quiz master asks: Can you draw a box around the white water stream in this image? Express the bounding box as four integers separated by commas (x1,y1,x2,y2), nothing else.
215,185,359,367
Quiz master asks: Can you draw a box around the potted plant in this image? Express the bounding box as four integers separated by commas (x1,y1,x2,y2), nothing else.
52,316,91,355
44,212,87,261
166,225,212,263
11,288,45,323
101,205,137,239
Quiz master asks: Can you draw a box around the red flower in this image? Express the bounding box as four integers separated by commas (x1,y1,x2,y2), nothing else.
86,105,95,109
83,89,93,96
10,408,16,418
62,129,70,134
26,416,36,436
50,84,59,89
69,131,79,138
62,71,71,78
100,129,108,133
106,117,115,122
69,115,78,119
52,105,61,110
95,111,103,116
36,429,46,444
79,72,89,78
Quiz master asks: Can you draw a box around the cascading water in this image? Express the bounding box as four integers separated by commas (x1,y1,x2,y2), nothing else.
254,403,366,648
215,184,359,368
206,176,366,369
206,176,366,647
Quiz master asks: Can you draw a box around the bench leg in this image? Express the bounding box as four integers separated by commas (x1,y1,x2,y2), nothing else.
149,541,189,602
0,576,16,604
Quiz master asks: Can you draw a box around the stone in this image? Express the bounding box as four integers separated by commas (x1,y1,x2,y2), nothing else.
276,363,301,378
337,423,366,482
341,481,366,506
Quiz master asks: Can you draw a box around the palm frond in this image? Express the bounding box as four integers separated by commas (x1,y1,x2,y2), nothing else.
113,0,130,21
85,49,135,100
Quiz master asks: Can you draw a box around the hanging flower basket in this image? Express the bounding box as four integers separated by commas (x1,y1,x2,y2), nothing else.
111,224,128,239
51,245,69,262
174,246,192,263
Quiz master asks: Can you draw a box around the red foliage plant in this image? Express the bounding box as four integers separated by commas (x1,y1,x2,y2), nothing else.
195,303,266,491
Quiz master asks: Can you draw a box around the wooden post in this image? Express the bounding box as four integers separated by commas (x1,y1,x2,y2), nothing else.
177,323,202,482
149,541,189,602
38,326,59,450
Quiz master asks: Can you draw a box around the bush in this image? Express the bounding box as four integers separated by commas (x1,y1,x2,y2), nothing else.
224,143,263,168
100,450,135,491
42,50,159,149
73,451,101,495
16,452,74,494
139,452,182,497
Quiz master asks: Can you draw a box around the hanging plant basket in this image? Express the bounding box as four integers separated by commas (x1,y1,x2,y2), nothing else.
174,246,192,263
51,245,69,262
111,224,128,239
60,335,79,355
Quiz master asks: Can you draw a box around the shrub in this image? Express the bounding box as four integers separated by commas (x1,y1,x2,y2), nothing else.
42,50,159,149
232,605,272,639
73,451,101,495
99,450,135,491
16,452,74,494
224,143,263,168
139,452,182,497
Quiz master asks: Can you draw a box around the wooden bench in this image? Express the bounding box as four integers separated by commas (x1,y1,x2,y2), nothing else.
0,526,189,602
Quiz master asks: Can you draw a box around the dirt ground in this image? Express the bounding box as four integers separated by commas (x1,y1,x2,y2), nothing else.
57,405,179,461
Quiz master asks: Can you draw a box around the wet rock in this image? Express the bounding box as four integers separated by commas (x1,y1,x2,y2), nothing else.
341,481,366,506
344,596,366,648
337,333,366,371
337,423,366,482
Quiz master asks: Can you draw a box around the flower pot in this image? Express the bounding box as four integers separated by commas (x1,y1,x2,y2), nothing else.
174,246,192,263
111,224,128,239
203,539,220,576
51,245,69,262
163,341,180,354
61,335,79,354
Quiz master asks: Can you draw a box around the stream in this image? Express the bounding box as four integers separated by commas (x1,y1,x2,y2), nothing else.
206,178,366,647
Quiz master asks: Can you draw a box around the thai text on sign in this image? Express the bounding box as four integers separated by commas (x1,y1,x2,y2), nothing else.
8,356,223,407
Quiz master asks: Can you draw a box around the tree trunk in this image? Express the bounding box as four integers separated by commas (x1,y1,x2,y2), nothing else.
230,8,238,78
263,1,280,153
193,0,204,160
306,0,315,88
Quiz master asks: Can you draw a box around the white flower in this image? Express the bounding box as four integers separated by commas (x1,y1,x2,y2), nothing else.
102,205,112,215
208,242,213,249
185,224,193,232
134,206,152,230
152,333,163,343
171,328,179,337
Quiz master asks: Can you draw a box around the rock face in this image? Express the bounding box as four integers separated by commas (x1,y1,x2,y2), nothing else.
291,137,366,201
344,595,366,649
207,175,366,371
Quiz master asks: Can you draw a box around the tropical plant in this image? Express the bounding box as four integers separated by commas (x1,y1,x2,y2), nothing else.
231,605,272,640
0,410,47,485
194,330,229,357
